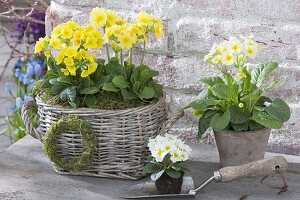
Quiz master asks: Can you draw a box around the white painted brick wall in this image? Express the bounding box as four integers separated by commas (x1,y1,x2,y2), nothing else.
46,0,300,155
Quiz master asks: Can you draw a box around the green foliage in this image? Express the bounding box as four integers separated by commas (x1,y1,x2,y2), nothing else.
187,62,291,138
143,155,189,181
39,57,163,108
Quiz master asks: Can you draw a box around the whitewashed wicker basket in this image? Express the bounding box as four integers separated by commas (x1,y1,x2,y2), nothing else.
21,96,170,180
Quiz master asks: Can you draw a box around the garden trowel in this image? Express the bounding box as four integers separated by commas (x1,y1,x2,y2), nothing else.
121,156,288,199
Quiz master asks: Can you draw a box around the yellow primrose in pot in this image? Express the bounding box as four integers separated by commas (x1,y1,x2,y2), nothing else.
34,8,164,109
187,36,291,167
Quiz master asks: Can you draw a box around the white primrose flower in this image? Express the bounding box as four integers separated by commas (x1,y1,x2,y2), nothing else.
180,150,189,161
170,149,182,163
165,133,177,141
152,146,167,162
147,138,157,152
162,140,175,153
181,143,192,154
264,101,272,107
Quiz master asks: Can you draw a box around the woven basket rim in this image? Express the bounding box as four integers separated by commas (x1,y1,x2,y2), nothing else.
35,94,165,114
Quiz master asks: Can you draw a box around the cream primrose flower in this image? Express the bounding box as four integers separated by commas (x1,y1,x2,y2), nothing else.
243,44,258,59
227,36,243,54
212,55,221,64
221,51,235,66
204,53,214,62
210,43,222,54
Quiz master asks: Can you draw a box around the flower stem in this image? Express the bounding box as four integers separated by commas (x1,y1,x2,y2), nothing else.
106,43,110,61
140,40,146,66
129,48,133,66
120,49,123,66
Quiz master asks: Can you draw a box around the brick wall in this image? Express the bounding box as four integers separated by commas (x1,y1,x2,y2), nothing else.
45,0,300,155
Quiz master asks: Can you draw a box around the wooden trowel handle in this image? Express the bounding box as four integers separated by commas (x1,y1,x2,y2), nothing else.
218,156,288,182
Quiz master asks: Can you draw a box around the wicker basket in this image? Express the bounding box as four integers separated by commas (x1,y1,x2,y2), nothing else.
21,96,169,180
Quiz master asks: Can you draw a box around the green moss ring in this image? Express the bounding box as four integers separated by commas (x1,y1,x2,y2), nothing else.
43,115,97,171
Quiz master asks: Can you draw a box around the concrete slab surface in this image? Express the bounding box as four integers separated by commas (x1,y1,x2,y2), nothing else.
0,135,299,200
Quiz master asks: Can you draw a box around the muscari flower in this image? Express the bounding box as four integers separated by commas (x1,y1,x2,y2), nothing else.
16,97,23,109
8,103,15,115
15,68,21,78
5,82,11,93
29,79,35,89
24,94,34,102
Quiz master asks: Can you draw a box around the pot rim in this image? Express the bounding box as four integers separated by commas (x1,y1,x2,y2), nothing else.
214,127,271,135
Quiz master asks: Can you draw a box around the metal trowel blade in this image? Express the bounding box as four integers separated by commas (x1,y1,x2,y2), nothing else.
121,193,195,199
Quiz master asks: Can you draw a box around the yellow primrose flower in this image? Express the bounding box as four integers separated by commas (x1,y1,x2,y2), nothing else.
51,25,62,38
118,32,136,49
84,36,97,49
44,51,50,57
55,50,65,65
64,57,74,66
64,47,77,57
236,72,246,79
112,25,126,38
34,40,44,54
61,68,69,76
66,65,77,76
50,37,61,49
90,7,107,28
81,70,90,78
74,49,85,60
88,62,97,74
73,30,84,40
65,21,79,30
104,26,115,40
34,37,49,54
238,103,244,108
154,20,164,38
129,23,146,36
61,27,73,39
221,51,234,66
136,11,154,26
105,9,119,26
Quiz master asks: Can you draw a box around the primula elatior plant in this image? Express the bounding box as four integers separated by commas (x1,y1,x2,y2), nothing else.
187,36,291,138
143,134,191,181
34,8,164,108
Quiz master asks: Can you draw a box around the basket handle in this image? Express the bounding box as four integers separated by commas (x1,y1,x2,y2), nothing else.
21,100,43,141
160,109,185,135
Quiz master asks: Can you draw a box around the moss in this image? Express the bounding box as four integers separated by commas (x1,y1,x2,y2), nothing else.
93,90,147,110
39,90,153,110
43,115,97,171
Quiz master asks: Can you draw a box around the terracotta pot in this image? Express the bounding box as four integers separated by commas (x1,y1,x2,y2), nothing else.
155,172,184,194
214,128,271,167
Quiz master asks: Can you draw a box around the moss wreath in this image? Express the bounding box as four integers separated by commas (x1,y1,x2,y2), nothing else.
43,115,97,171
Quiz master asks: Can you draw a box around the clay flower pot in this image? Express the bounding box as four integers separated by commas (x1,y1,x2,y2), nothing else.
155,172,184,194
214,128,271,167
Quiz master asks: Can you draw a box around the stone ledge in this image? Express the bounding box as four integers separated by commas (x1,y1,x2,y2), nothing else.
0,135,299,200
